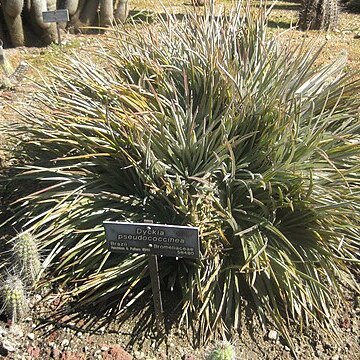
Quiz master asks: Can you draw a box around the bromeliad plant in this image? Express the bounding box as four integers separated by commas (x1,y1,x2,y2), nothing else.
3,1,360,346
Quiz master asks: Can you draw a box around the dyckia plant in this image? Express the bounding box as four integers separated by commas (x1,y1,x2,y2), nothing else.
3,1,359,347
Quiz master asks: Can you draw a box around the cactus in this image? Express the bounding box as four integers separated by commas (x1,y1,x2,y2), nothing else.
2,0,25,47
207,342,235,360
0,0,129,47
58,0,79,15
4,0,24,17
13,232,41,286
79,0,100,28
299,0,339,30
30,0,52,29
0,274,28,323
100,0,113,27
28,0,57,44
68,0,85,31
115,0,128,23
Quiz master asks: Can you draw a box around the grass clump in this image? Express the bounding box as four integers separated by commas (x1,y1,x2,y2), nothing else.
3,1,360,347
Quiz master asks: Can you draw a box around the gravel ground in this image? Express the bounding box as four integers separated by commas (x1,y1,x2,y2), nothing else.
0,289,359,359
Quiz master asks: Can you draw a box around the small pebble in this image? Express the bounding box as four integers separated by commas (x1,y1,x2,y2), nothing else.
134,350,145,359
10,325,23,337
27,333,35,341
268,329,278,341
2,340,16,352
0,327,7,337
61,338,70,348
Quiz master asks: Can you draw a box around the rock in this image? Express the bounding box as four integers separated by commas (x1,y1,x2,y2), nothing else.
48,330,60,342
61,351,86,360
268,330,278,341
94,349,102,357
101,345,110,351
28,346,41,358
103,345,133,360
61,338,70,348
183,355,196,360
0,327,7,337
52,347,60,360
133,350,145,359
27,332,35,341
1,339,16,352
10,325,23,338
0,343,9,357
331,355,340,360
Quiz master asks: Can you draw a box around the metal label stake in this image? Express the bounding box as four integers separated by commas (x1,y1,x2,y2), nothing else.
148,253,165,330
103,220,200,331
144,220,165,330
42,9,69,50
0,40,4,65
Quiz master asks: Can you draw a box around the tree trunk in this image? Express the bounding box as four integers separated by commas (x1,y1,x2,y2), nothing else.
299,0,339,31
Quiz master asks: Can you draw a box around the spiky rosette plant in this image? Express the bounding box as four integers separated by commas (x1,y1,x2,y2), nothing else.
12,232,41,285
3,1,360,346
0,274,28,323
